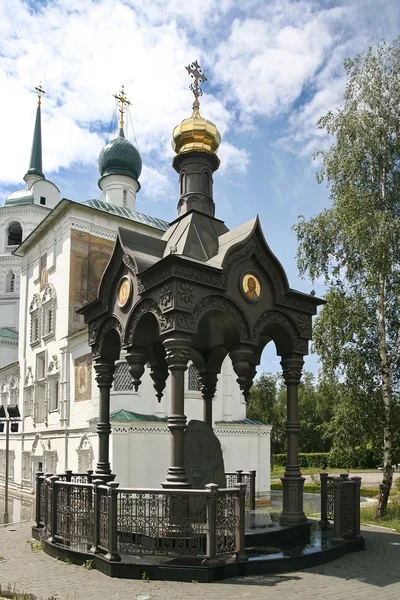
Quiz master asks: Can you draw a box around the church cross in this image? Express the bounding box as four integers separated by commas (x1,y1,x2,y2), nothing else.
113,85,131,131
185,61,207,102
35,83,46,107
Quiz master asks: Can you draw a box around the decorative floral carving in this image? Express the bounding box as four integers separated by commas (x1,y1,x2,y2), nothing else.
93,316,122,357
178,283,194,304
296,314,311,336
122,253,137,274
191,295,250,340
160,284,172,310
251,310,308,354
125,298,164,345
176,311,196,330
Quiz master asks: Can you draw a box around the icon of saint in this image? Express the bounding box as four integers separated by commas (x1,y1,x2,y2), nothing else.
245,276,259,300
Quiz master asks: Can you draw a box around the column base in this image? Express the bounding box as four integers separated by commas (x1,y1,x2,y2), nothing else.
161,467,191,489
280,474,307,524
93,472,116,483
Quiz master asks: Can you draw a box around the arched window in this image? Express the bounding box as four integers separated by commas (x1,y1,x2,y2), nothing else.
7,222,23,247
203,171,210,194
5,270,15,293
180,172,186,195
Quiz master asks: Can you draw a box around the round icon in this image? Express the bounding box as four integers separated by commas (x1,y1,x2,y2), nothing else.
242,273,261,302
117,276,133,308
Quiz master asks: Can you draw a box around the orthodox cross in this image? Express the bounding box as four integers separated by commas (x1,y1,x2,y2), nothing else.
185,61,207,106
113,85,131,131
35,83,45,107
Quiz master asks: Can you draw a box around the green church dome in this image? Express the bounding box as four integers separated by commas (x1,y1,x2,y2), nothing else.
98,134,142,181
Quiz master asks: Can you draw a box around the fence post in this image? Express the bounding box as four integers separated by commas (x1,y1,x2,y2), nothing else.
249,470,256,511
105,482,120,562
319,472,329,526
351,476,362,537
47,475,59,543
65,470,72,482
35,471,44,528
205,483,218,562
90,479,102,554
332,475,348,543
235,483,247,561
87,469,93,484
236,469,243,484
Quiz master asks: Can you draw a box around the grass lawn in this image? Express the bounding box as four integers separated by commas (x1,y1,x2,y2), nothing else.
270,466,378,478
360,499,400,532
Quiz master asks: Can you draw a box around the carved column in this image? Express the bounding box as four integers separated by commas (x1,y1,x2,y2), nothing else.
93,359,116,482
126,347,148,391
199,372,218,427
280,356,306,524
229,345,257,403
162,336,192,488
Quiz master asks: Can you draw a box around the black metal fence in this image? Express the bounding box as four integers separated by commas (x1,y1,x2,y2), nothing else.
35,472,247,563
225,470,256,511
320,472,361,540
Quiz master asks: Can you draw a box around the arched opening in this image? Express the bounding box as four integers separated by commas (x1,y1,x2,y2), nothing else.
7,221,23,247
5,270,15,293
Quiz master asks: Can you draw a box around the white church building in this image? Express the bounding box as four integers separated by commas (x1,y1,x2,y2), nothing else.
0,87,271,500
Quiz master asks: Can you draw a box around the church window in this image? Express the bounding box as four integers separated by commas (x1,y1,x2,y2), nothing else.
40,196,46,205
5,270,15,293
188,364,200,391
42,284,56,340
114,362,133,391
35,352,46,423
48,378,59,412
29,294,41,346
24,386,33,417
7,222,22,247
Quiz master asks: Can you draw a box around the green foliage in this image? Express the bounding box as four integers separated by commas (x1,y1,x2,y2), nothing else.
65,557,72,565
395,477,400,491
360,498,400,532
141,571,150,582
293,38,400,512
328,445,381,469
83,559,94,570
273,453,329,468
26,539,42,553
249,371,334,455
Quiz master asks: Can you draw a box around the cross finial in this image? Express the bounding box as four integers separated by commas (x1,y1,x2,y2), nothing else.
34,83,45,107
185,61,207,115
113,85,131,133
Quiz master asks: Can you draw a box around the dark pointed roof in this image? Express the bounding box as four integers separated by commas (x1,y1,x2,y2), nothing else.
25,104,44,179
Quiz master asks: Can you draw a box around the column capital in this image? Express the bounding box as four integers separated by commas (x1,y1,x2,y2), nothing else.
280,356,304,385
163,336,192,370
199,372,218,399
93,359,115,389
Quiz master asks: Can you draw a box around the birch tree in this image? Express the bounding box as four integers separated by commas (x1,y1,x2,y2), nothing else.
293,38,400,516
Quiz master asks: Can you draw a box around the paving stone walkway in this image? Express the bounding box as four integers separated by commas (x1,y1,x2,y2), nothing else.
0,521,400,600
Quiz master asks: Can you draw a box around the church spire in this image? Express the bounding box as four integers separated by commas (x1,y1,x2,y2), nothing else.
24,84,46,187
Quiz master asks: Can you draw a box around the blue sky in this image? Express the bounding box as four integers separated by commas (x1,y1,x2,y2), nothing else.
1,0,400,375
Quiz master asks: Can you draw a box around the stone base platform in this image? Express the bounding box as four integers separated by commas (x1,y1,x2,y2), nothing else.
32,519,365,583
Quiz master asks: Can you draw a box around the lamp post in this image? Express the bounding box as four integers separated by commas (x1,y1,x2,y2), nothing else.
0,405,21,524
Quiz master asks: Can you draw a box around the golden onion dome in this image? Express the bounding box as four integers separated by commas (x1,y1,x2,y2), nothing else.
172,100,221,156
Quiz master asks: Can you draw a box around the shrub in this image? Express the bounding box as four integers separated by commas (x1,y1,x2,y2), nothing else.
272,453,329,469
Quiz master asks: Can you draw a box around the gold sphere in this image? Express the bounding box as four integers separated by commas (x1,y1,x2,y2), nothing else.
172,104,221,156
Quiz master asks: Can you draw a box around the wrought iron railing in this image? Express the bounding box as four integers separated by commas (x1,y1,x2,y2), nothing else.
320,472,361,540
34,473,247,563
225,469,256,511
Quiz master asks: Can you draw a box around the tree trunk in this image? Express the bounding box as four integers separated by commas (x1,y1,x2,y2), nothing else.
376,273,393,519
